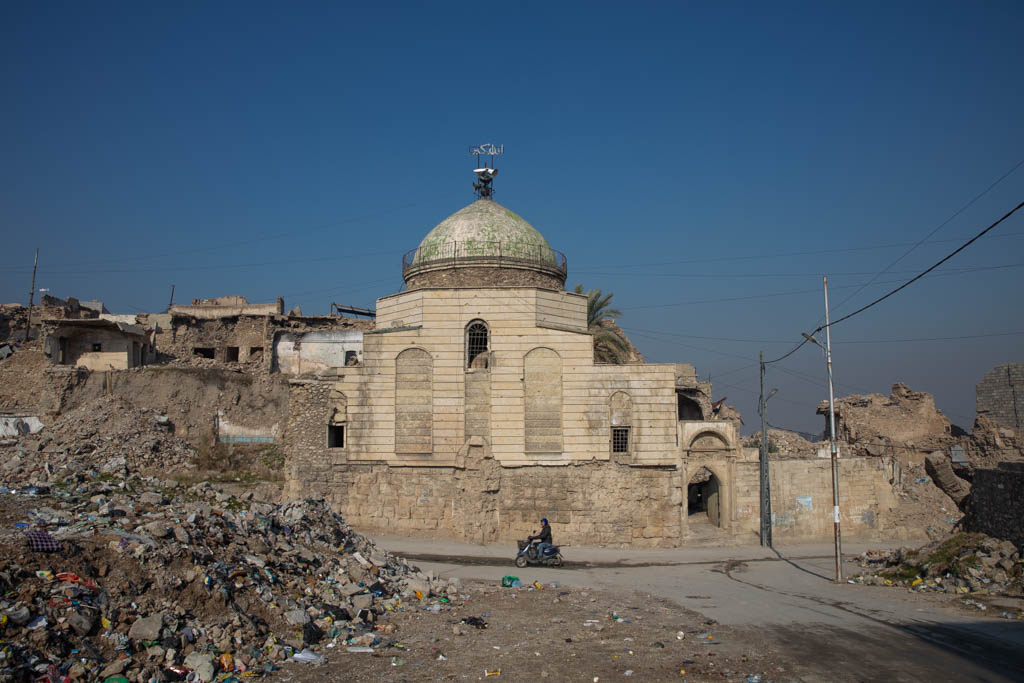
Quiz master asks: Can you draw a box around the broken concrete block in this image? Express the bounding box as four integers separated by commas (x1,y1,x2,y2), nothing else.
129,613,164,641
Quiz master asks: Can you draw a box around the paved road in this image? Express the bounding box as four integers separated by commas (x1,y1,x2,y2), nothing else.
374,535,1024,681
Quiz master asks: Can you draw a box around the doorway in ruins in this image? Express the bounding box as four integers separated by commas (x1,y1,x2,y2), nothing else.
687,466,721,527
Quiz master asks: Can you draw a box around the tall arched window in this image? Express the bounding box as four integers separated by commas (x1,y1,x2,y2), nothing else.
466,320,489,369
396,348,432,454
524,347,562,453
609,391,633,454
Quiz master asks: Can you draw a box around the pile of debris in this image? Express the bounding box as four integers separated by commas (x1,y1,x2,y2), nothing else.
0,473,453,682
0,397,455,682
2,396,197,479
852,532,1023,598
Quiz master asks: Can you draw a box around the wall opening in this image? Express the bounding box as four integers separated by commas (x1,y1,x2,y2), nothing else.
327,424,346,449
687,467,721,527
345,350,359,366
193,347,215,359
225,346,240,362
466,320,489,369
612,427,630,453
249,347,263,362
92,343,102,352
677,393,703,420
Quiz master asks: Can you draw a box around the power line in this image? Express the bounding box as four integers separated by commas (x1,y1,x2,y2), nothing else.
830,155,1024,315
573,262,1019,282
826,199,1024,329
572,231,1024,272
765,197,1024,364
622,326,1024,346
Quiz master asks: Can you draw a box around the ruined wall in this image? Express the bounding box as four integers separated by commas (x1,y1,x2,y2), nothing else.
274,329,364,375
158,316,270,364
51,327,143,371
820,383,954,464
965,462,1024,551
169,297,283,318
975,362,1023,436
61,367,289,444
284,450,899,547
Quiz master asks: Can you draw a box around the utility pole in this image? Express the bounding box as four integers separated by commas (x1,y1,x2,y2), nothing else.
167,284,176,312
759,352,772,547
23,248,38,343
823,276,843,583
802,276,844,583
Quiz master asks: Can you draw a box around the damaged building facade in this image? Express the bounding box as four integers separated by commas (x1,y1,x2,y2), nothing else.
283,193,900,546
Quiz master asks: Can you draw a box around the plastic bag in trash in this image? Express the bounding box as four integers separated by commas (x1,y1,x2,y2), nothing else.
291,648,324,664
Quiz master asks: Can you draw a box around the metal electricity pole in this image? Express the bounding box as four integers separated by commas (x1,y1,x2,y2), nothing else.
23,248,38,343
802,276,844,583
759,352,772,547
823,276,843,583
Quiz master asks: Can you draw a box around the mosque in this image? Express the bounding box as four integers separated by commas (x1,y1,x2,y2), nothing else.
282,162,895,546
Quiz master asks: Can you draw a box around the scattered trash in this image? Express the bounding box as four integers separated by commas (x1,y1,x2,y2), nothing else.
485,669,501,676
914,477,930,484
461,616,488,629
501,575,519,588
292,649,324,663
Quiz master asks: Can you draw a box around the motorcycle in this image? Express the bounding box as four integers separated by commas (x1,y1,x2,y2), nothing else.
515,539,565,568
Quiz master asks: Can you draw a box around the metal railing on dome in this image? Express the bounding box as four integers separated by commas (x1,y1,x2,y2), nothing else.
402,241,567,276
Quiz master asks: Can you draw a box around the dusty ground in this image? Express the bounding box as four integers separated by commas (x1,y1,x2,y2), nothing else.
270,580,785,682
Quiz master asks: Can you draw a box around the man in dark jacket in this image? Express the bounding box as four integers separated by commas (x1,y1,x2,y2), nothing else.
528,518,553,556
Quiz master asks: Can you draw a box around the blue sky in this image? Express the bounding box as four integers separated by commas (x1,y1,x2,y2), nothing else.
3,1,1023,434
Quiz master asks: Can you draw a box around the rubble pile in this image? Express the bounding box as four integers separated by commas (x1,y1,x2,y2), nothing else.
852,532,1023,600
1,396,197,479
0,472,453,682
744,429,818,458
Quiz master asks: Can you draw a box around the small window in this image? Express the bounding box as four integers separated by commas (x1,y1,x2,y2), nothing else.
345,350,358,366
193,347,215,359
92,343,102,352
466,320,489,369
249,347,263,361
612,427,630,453
327,424,346,448
225,347,239,362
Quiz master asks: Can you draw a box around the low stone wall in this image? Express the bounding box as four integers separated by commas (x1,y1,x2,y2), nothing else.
965,462,1024,551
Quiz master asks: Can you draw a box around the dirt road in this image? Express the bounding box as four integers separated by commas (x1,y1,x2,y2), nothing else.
353,537,1024,682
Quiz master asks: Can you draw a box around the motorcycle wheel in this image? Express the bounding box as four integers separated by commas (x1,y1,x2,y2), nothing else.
552,554,564,567
514,555,527,568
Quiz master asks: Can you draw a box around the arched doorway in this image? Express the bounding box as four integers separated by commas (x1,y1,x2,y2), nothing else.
687,466,721,527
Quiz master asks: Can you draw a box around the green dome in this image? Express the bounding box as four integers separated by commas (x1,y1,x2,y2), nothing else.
413,199,556,264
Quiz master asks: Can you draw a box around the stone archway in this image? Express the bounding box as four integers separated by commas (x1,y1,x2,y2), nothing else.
687,466,721,527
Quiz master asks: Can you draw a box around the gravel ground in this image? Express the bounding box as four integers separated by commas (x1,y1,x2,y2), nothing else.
269,579,787,682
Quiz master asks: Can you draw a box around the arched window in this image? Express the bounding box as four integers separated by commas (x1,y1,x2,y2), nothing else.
610,391,633,454
466,320,489,369
524,348,562,453
396,348,432,454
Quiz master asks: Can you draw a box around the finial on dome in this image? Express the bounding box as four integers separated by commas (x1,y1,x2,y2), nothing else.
469,143,503,199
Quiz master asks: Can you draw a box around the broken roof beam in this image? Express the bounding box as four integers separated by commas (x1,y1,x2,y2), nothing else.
330,303,376,318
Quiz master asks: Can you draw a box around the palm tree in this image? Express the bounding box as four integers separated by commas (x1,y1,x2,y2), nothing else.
574,284,632,364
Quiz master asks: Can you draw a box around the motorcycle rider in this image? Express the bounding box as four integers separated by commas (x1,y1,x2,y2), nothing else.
527,518,553,557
